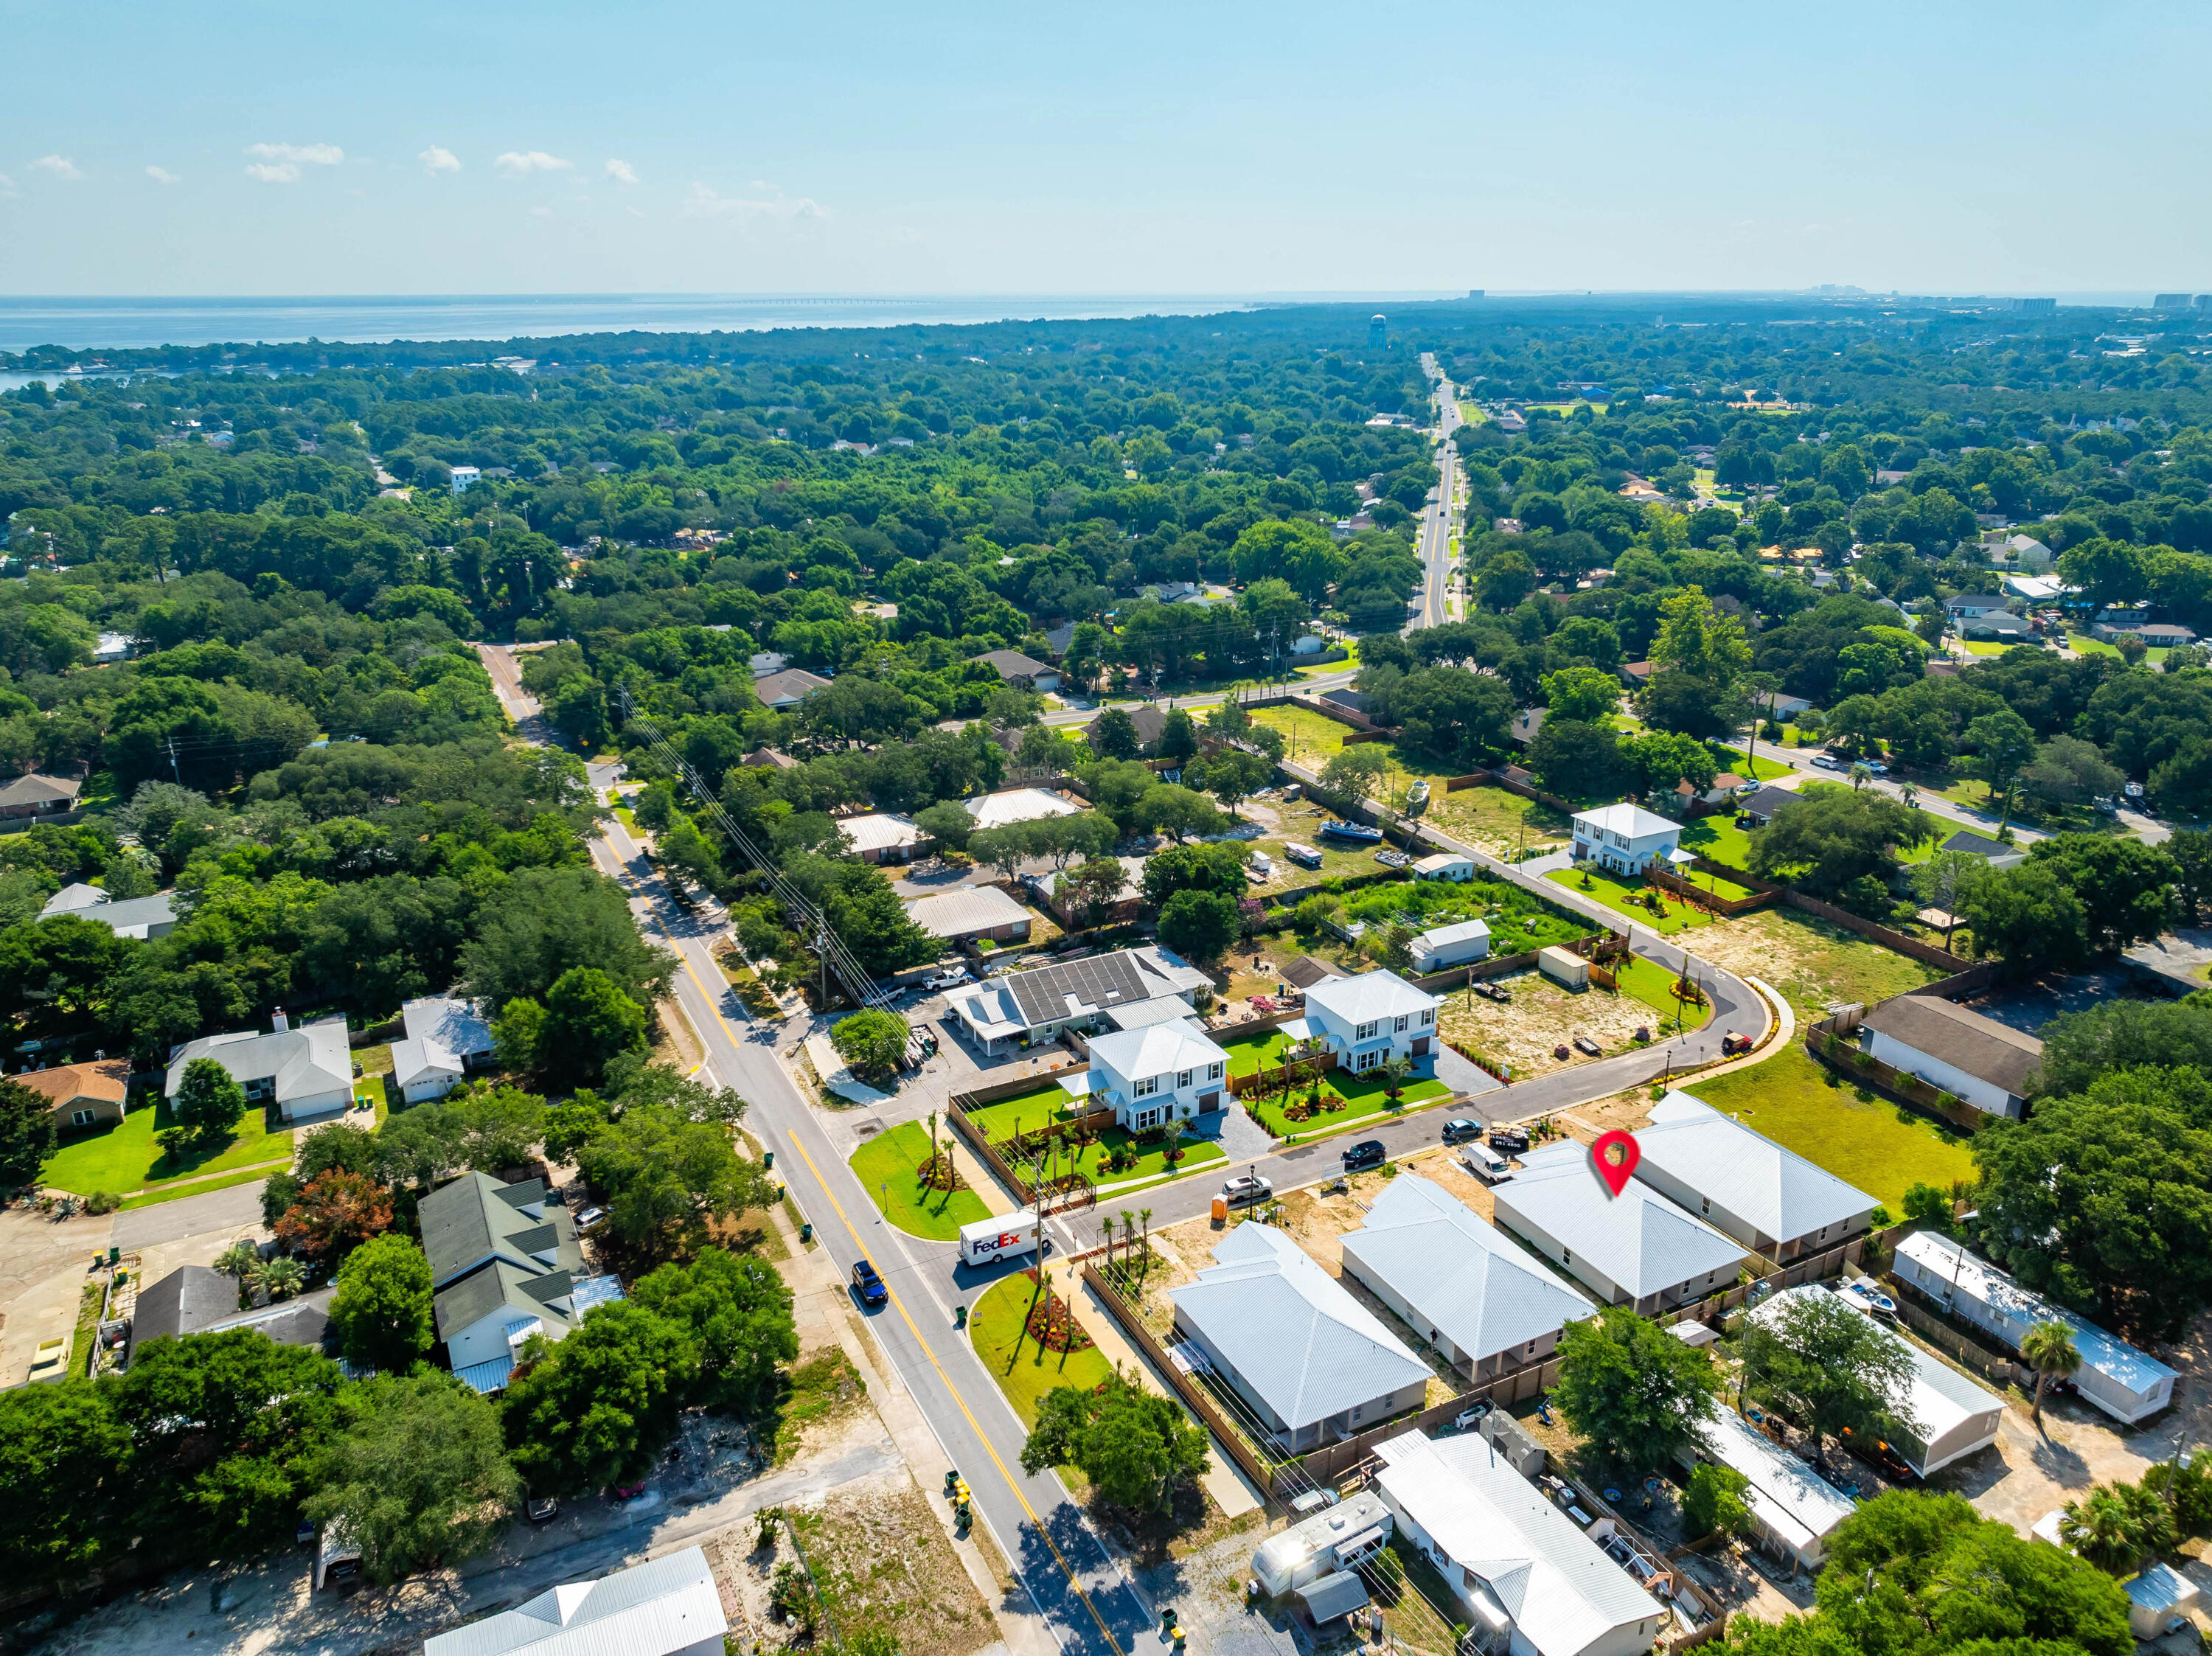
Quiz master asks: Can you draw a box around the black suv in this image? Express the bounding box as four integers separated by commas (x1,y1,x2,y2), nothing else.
1341,1139,1387,1172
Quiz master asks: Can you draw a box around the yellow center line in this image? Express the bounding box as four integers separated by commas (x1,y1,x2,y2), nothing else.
656,936,1135,1656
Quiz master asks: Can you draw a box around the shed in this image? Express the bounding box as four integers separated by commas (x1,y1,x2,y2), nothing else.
1413,852,1475,882
1409,919,1492,973
2125,1563,2200,1638
1295,1572,1371,1627
1859,994,2041,1118
1538,946,1588,989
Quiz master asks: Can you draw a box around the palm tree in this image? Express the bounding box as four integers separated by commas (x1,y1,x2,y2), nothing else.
1100,1219,1116,1270
2021,1319,2081,1425
215,1239,260,1282
1849,762,1873,792
254,1256,307,1301
1138,1208,1153,1278
1899,782,1919,810
2061,1482,2175,1576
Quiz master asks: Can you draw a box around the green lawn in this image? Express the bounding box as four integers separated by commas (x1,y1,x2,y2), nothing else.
962,1088,1227,1187
1239,1068,1449,1138
1295,640,1359,677
2067,632,2121,658
1547,866,1714,934
849,1120,992,1240
969,1270,1114,1427
1613,953,1717,1031
1686,1045,1978,1211
45,1099,295,1198
119,1166,276,1211
1713,745,1793,782
1676,815,1758,872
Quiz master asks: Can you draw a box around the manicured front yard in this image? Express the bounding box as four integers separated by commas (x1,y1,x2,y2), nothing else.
1613,953,1717,1031
849,1120,992,1240
1686,1045,1978,1211
45,1099,295,1198
1712,745,1793,782
1677,814,1759,872
970,1270,1114,1426
960,1087,1226,1187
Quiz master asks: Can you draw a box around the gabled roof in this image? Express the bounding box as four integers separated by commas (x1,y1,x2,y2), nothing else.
1644,1093,1877,1242
1170,1224,1429,1433
1304,969,1440,1029
1281,955,1348,990
1571,802,1680,841
393,995,493,1089
968,649,1056,679
1088,1017,1228,1085
1088,703,1169,748
1343,1176,1595,1365
1495,1144,1749,1298
752,667,832,706
964,787,1079,829
0,773,82,809
1938,829,2014,858
1373,1431,1663,1656
39,884,178,937
837,813,923,855
15,1058,131,1107
1753,1285,2000,1459
1692,1406,1856,1547
133,1264,335,1352
904,883,1031,939
1414,919,1492,952
164,1017,351,1104
418,1172,580,1290
1860,995,2041,1095
424,1545,726,1656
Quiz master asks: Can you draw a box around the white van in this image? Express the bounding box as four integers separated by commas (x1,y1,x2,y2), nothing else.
959,1211,1048,1267
1461,1143,1513,1184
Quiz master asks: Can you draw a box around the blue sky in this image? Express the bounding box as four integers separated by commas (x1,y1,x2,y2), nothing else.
3,0,2208,296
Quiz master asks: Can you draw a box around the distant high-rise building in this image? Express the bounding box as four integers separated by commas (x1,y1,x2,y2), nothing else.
2154,294,2192,309
1467,289,1484,300
1368,313,1387,348
2197,296,2212,312
2008,297,2056,315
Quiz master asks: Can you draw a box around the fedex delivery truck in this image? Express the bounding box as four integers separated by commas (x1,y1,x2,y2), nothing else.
959,1211,1048,1267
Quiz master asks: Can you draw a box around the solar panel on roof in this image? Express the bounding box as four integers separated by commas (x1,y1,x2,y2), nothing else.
1006,952,1148,1026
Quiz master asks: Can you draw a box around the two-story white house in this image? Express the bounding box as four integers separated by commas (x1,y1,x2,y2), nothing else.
1569,801,1680,875
1302,969,1441,1073
1082,1017,1231,1130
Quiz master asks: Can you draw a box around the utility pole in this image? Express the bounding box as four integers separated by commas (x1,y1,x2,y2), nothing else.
165,734,182,785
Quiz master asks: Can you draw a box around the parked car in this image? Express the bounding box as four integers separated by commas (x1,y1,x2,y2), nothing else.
526,1495,560,1524
1863,760,1890,776
1341,1139,1387,1171
574,1206,608,1231
2126,781,2146,801
1811,754,1846,772
921,968,970,991
850,1259,888,1307
1440,1119,1483,1144
1221,1174,1273,1207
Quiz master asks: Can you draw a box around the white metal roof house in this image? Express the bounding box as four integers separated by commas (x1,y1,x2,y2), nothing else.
1084,1017,1229,1130
947,945,1211,1054
420,1172,624,1394
836,812,925,864
422,1544,727,1656
752,666,832,710
1638,1093,1879,1261
1493,1143,1750,1315
1678,1406,1855,1571
1892,1231,2177,1424
1169,1223,1430,1452
38,883,178,939
389,995,495,1104
1413,852,1475,882
1752,1286,2002,1476
1409,919,1492,974
1569,803,1680,875
164,1012,352,1124
1302,969,1443,1073
964,787,1080,831
1373,1430,1666,1656
1858,995,2041,1119
1342,1175,1596,1382
902,884,1033,944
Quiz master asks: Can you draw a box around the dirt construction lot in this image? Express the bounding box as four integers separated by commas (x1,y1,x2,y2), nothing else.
1678,906,1950,1018
1438,970,1661,1078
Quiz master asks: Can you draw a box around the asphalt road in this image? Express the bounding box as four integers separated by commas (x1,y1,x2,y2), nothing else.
585,810,1169,1656
1410,352,1459,633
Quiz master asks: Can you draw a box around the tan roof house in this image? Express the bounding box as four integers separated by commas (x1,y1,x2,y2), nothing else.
17,1059,133,1129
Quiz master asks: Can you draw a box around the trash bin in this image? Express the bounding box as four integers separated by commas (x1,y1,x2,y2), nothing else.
762,1150,775,1172
799,1222,813,1245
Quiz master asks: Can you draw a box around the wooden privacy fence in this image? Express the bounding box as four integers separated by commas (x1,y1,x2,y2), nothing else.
1686,855,1980,970
1444,768,1578,815
1083,1264,1285,1496
1803,1023,1990,1135
1882,1279,2022,1386
1226,1050,1338,1099
1649,863,1780,919
1292,1356,1567,1486
1658,1234,1869,1328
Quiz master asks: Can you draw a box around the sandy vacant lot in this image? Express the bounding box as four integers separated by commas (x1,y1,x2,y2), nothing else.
1439,970,1663,1078
1677,906,1950,1018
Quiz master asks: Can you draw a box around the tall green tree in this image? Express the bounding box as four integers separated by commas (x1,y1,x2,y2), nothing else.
0,1074,59,1190
304,1372,519,1583
171,1056,248,1145
501,1301,699,1495
1741,1289,1916,1464
327,1233,436,1374
1554,1306,1720,1472
629,1250,799,1413
1021,1371,1209,1514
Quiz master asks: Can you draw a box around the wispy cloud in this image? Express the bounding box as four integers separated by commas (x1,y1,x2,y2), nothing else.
681,181,824,221
243,142,342,184
495,150,571,176
0,172,14,198
31,155,83,181
145,165,181,185
247,142,343,165
418,145,462,175
604,159,639,186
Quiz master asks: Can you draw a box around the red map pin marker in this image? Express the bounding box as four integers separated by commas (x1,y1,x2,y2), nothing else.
1590,1130,1641,1197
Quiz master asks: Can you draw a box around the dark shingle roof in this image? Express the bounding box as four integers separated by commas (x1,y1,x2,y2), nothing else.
1862,995,2042,1097
133,1265,240,1343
